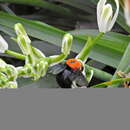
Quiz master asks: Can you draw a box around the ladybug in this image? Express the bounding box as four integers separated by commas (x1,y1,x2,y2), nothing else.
49,59,88,88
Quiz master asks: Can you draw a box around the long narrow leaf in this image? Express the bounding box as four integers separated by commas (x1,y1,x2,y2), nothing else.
0,12,129,68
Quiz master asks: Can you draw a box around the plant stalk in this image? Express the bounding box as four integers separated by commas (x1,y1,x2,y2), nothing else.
76,32,104,63
5,50,25,60
91,77,130,88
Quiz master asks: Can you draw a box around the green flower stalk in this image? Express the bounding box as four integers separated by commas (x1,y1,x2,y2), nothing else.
76,33,104,63
90,76,130,88
74,33,104,84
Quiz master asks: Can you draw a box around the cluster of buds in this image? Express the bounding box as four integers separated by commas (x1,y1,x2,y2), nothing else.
14,23,73,80
0,23,73,88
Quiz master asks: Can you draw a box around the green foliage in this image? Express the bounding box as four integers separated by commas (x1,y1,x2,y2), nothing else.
0,0,130,88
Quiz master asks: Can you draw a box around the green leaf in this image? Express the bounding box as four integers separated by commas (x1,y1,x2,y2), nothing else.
55,0,95,13
0,0,75,18
17,74,59,88
108,43,130,88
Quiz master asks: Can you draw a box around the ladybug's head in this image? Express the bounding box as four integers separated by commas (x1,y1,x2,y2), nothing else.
65,59,83,71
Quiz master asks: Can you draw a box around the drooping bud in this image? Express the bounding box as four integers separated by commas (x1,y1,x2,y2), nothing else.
61,33,73,55
49,33,73,66
124,0,130,26
97,0,119,33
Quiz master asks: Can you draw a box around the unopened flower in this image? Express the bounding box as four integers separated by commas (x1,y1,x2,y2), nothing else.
17,35,31,55
0,35,8,53
14,23,31,44
61,33,73,55
124,0,130,26
97,0,119,33
49,33,73,66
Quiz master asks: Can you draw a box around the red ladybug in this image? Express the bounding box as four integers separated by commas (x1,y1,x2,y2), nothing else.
51,59,88,88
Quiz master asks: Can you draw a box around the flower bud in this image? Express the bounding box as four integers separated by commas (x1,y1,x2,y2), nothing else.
61,33,73,55
0,35,8,53
17,35,31,55
97,0,119,33
124,0,130,26
14,23,31,44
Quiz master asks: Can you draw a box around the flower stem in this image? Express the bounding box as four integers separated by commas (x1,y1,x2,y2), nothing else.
76,32,104,63
5,50,25,60
48,53,66,66
90,77,130,88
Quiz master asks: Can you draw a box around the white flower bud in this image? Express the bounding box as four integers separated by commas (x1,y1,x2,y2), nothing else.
0,35,8,53
61,33,73,55
14,23,31,44
97,0,119,33
124,0,130,26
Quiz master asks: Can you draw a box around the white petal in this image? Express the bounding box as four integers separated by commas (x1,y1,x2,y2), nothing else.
100,4,113,32
108,0,119,31
97,0,119,33
0,58,7,68
0,35,8,53
97,0,107,31
124,0,130,26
